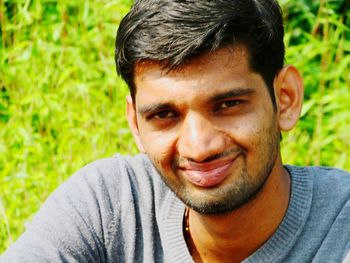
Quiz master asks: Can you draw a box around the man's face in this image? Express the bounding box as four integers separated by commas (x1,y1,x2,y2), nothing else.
129,46,281,214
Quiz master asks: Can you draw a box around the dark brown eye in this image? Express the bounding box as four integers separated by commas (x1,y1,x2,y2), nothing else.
219,100,242,109
153,110,175,119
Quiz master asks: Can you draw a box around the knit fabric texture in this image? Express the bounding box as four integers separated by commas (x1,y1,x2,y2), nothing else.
2,154,350,262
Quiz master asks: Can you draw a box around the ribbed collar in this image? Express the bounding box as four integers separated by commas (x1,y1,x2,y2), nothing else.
161,165,314,262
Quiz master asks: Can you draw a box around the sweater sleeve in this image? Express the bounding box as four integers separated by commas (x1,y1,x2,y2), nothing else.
1,157,122,263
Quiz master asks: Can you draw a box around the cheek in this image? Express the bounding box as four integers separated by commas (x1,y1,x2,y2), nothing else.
218,112,278,154
218,115,263,143
139,130,177,168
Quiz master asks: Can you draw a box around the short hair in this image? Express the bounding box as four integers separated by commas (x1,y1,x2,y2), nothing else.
115,0,285,106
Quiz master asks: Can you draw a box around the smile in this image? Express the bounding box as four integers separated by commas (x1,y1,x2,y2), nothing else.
179,156,240,188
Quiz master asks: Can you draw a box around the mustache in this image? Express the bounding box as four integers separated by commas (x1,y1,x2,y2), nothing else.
174,147,243,166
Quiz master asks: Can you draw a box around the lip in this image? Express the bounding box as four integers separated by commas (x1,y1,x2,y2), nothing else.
179,156,239,188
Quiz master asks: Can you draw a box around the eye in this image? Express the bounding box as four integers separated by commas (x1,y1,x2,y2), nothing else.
151,110,176,119
217,100,242,110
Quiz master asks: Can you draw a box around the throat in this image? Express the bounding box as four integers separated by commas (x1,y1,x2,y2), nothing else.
183,166,291,262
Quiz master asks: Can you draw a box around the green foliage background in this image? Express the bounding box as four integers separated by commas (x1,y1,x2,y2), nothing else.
0,0,349,252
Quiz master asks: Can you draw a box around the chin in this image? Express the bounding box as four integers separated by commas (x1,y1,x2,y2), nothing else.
181,180,268,214
164,166,271,215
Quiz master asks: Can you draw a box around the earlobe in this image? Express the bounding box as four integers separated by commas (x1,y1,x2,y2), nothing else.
126,95,146,152
274,65,304,131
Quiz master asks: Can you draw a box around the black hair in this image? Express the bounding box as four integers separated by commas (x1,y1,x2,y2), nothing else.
115,0,285,106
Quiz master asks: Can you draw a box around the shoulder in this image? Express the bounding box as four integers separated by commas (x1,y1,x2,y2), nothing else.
308,166,350,195
309,166,350,179
65,153,157,196
77,153,154,181
26,153,162,235
286,165,350,215
287,165,350,193
285,166,350,260
0,154,166,262
62,153,170,216
309,167,350,216
33,153,157,218
49,153,167,217
289,166,350,221
305,167,350,261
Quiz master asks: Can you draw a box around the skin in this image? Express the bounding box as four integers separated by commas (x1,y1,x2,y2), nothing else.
127,46,304,262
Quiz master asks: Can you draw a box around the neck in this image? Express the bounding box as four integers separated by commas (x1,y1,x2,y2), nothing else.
187,160,291,263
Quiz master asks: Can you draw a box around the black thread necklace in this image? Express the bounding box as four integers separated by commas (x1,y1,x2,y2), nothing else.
183,207,193,254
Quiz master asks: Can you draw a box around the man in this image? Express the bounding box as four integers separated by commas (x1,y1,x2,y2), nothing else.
2,0,350,262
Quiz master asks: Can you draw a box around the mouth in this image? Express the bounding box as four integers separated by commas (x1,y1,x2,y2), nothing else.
178,155,240,188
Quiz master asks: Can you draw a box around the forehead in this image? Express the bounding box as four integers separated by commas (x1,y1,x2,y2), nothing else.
132,45,266,108
134,45,250,82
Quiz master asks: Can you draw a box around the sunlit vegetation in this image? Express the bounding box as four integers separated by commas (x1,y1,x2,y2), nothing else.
0,0,349,252
281,0,350,169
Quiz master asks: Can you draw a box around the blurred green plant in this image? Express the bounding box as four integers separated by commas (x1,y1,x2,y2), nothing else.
0,0,135,251
281,0,350,169
0,0,349,253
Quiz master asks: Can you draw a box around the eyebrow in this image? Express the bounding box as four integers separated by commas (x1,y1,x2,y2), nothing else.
209,87,255,103
138,103,174,116
137,87,255,116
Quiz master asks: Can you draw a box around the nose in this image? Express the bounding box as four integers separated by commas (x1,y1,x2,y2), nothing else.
177,112,228,162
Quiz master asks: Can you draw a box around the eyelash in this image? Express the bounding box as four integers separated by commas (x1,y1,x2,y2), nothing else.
148,110,177,120
215,100,243,111
146,99,243,121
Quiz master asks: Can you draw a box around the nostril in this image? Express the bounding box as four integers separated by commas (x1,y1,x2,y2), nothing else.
177,112,230,162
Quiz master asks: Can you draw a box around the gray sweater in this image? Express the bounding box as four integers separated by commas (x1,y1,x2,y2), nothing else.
2,154,350,262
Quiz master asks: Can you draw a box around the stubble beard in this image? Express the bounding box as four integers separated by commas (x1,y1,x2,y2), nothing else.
179,154,278,214
153,125,280,215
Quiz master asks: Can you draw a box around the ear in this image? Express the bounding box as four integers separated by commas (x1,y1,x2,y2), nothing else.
126,95,145,152
274,65,304,131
